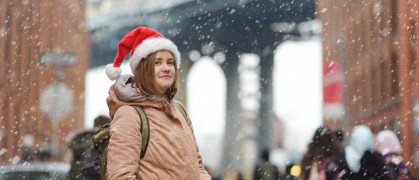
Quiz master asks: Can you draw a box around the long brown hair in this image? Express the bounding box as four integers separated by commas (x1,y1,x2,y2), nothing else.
300,126,343,180
133,51,178,99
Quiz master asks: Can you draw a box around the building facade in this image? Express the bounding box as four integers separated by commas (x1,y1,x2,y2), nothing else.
0,0,89,163
317,0,419,175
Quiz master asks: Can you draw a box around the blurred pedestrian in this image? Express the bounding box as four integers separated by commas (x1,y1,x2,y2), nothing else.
253,148,280,180
300,126,343,180
92,115,112,130
325,125,396,180
104,27,210,179
67,115,110,180
376,130,412,180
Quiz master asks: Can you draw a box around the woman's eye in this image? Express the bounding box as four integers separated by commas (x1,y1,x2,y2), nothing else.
155,61,160,65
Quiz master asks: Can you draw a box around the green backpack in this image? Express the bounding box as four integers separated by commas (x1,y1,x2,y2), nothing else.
92,103,189,180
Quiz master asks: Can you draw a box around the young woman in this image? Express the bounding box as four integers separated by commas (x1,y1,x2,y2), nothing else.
104,27,211,179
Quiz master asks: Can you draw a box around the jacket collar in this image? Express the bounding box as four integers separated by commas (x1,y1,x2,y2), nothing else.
107,86,176,119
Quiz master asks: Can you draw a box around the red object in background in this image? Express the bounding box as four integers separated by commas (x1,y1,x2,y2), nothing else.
275,115,284,148
323,61,343,105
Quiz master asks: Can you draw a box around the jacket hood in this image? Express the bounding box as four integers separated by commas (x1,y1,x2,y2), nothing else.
113,74,163,102
376,130,402,155
345,125,374,173
107,74,173,119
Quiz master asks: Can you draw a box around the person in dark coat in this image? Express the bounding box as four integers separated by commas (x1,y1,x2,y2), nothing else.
253,149,280,180
66,115,111,180
300,126,343,180
325,125,397,180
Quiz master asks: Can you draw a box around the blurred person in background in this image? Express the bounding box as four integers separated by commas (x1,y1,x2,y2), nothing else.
253,148,280,180
325,125,397,180
104,27,210,179
67,115,111,180
376,130,412,180
299,126,343,180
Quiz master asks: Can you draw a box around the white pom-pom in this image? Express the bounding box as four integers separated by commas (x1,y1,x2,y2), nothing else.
105,64,122,80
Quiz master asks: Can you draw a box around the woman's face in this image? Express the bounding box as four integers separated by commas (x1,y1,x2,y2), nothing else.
154,50,176,94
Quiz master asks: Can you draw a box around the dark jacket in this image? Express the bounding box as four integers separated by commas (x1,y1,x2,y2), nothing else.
67,130,98,180
325,151,398,180
253,161,279,180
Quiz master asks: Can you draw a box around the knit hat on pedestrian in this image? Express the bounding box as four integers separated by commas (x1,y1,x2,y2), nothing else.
105,27,181,80
376,130,402,155
345,125,374,173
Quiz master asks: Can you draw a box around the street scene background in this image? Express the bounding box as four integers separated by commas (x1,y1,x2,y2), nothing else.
1,0,419,179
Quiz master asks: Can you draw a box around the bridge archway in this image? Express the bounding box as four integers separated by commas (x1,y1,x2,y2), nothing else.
186,57,226,170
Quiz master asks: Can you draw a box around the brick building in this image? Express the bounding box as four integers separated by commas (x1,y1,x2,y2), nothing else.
0,1,89,163
317,0,419,174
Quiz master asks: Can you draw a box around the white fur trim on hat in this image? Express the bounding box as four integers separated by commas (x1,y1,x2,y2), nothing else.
105,64,122,80
129,38,181,73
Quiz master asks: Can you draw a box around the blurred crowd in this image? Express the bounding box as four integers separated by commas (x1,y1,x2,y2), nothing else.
298,125,412,180
217,125,415,180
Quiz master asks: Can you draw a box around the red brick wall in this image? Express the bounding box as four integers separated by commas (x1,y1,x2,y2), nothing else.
0,0,89,163
317,0,419,175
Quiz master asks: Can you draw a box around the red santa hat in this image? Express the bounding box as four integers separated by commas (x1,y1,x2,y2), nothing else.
105,27,181,80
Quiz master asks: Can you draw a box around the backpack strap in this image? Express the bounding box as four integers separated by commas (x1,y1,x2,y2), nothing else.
132,106,149,159
132,103,188,159
174,102,189,124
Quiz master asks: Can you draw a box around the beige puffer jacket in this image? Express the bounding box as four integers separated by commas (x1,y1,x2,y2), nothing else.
106,86,211,180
